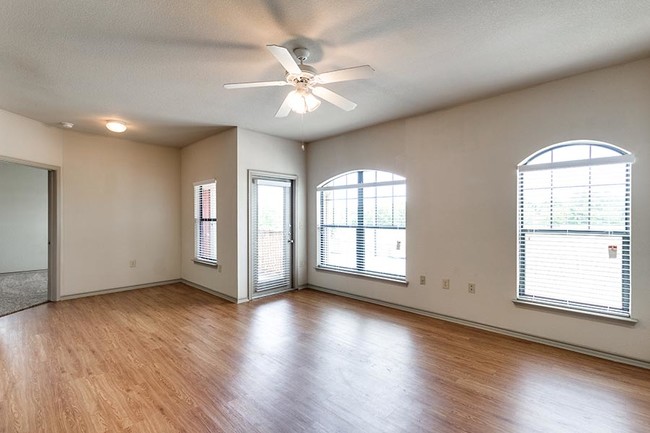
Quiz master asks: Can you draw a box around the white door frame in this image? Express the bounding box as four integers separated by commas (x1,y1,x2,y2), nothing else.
0,156,61,301
248,170,297,300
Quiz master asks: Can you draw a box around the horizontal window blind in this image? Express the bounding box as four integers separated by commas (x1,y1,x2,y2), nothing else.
517,143,632,316
317,170,406,280
194,180,217,263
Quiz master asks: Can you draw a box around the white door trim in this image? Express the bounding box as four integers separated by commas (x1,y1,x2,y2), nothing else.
248,170,297,300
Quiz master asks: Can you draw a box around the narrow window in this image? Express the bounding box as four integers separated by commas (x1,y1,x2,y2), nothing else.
317,170,406,281
517,141,634,317
194,180,217,264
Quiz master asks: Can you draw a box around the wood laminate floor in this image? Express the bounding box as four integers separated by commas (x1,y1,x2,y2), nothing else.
1,283,648,432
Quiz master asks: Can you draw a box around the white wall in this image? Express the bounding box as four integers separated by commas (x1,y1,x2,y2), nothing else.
306,58,650,362
180,128,239,300
0,161,48,273
61,131,181,296
236,128,307,300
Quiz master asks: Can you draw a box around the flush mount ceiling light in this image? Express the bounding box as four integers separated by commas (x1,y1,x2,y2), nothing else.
59,122,74,129
106,120,127,133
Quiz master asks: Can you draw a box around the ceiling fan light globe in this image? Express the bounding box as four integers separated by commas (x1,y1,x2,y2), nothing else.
304,93,321,112
288,90,307,114
288,89,321,114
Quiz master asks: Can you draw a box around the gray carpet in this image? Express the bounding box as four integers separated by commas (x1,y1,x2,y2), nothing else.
0,270,48,317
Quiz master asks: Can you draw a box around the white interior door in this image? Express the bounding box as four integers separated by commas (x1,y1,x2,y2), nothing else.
250,175,294,298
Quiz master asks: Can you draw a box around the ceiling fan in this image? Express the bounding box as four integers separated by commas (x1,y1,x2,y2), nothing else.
224,45,374,117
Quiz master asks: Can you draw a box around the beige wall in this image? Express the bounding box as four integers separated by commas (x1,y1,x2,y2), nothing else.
1,110,63,296
0,109,63,167
306,58,650,362
1,111,181,298
2,55,649,364
0,161,48,273
236,128,307,300
61,131,181,296
180,128,239,299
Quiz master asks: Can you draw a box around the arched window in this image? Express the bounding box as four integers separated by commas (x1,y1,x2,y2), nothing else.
317,169,406,281
517,140,634,317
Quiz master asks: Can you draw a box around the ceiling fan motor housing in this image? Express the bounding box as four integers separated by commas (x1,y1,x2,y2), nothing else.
293,47,310,63
286,64,318,86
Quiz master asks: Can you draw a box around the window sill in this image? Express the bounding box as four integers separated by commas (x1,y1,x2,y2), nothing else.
193,259,218,268
512,299,638,324
315,266,408,286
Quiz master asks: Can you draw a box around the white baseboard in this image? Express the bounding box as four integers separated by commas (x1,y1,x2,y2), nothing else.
59,279,241,304
0,269,48,276
59,279,182,300
250,287,296,301
180,279,240,304
307,284,650,370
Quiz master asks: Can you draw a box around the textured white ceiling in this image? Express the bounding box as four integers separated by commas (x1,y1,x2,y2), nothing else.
1,0,650,147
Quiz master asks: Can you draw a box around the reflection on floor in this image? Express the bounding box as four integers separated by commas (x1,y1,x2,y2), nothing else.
0,270,48,317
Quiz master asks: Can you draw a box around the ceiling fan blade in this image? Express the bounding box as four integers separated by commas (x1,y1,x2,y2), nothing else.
317,65,374,84
275,92,293,118
312,87,357,111
224,80,289,89
266,45,302,75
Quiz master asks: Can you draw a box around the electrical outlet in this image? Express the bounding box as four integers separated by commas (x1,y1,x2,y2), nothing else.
468,283,476,294
129,260,136,268
419,275,426,285
442,279,450,290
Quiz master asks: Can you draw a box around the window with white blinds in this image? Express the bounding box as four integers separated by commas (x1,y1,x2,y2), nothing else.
194,180,217,264
317,170,406,281
517,141,634,317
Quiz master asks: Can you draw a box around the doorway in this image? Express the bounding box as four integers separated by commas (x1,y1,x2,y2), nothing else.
249,172,296,299
0,160,55,316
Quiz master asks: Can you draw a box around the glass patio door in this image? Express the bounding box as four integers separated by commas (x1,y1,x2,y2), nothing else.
250,175,294,298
